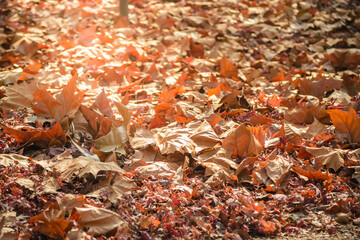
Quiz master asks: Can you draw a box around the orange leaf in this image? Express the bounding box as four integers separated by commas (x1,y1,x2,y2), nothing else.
259,219,277,235
174,115,194,124
28,206,72,240
292,166,331,181
160,85,183,103
206,114,223,126
32,71,85,121
326,108,360,143
148,113,167,130
177,72,188,85
249,126,266,147
220,56,238,79
270,71,284,82
268,94,282,108
189,39,204,58
155,103,172,114
2,122,66,147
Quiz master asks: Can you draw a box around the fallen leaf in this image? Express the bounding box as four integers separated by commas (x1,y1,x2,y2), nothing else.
1,81,39,109
327,108,360,143
2,121,67,147
74,205,127,236
32,71,86,121
306,147,344,171
222,124,263,157
220,56,238,79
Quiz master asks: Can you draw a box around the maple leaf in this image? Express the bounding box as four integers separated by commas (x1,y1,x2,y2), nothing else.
47,153,125,182
292,166,331,181
2,121,67,147
306,147,344,171
267,94,282,108
219,56,238,79
32,71,86,122
327,108,360,143
222,124,263,157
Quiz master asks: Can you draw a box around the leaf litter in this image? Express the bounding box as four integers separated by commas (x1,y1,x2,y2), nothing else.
0,0,360,239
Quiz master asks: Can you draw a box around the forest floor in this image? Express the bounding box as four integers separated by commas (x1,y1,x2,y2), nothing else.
0,0,360,239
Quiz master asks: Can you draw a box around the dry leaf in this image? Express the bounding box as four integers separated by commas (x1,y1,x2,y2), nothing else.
2,121,67,147
222,124,263,157
306,147,344,171
74,205,127,235
327,108,360,143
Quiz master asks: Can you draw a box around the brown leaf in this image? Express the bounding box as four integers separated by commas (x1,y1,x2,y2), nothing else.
324,48,360,68
189,121,220,152
222,124,263,157
299,77,342,97
306,147,344,171
79,105,113,138
74,205,127,236
265,156,292,186
91,90,113,117
1,81,39,109
47,153,125,182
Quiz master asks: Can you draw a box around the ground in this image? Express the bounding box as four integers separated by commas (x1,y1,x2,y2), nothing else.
0,0,360,239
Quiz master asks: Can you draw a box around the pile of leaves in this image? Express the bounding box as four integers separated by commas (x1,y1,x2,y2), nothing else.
0,0,360,239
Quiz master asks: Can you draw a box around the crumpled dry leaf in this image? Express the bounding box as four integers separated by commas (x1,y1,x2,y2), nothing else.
135,162,180,178
222,123,263,157
306,147,344,171
130,127,155,149
154,127,196,155
0,211,17,240
88,176,137,203
47,152,124,182
265,155,292,186
189,120,220,153
0,154,32,167
92,126,128,154
74,204,128,236
79,105,113,138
